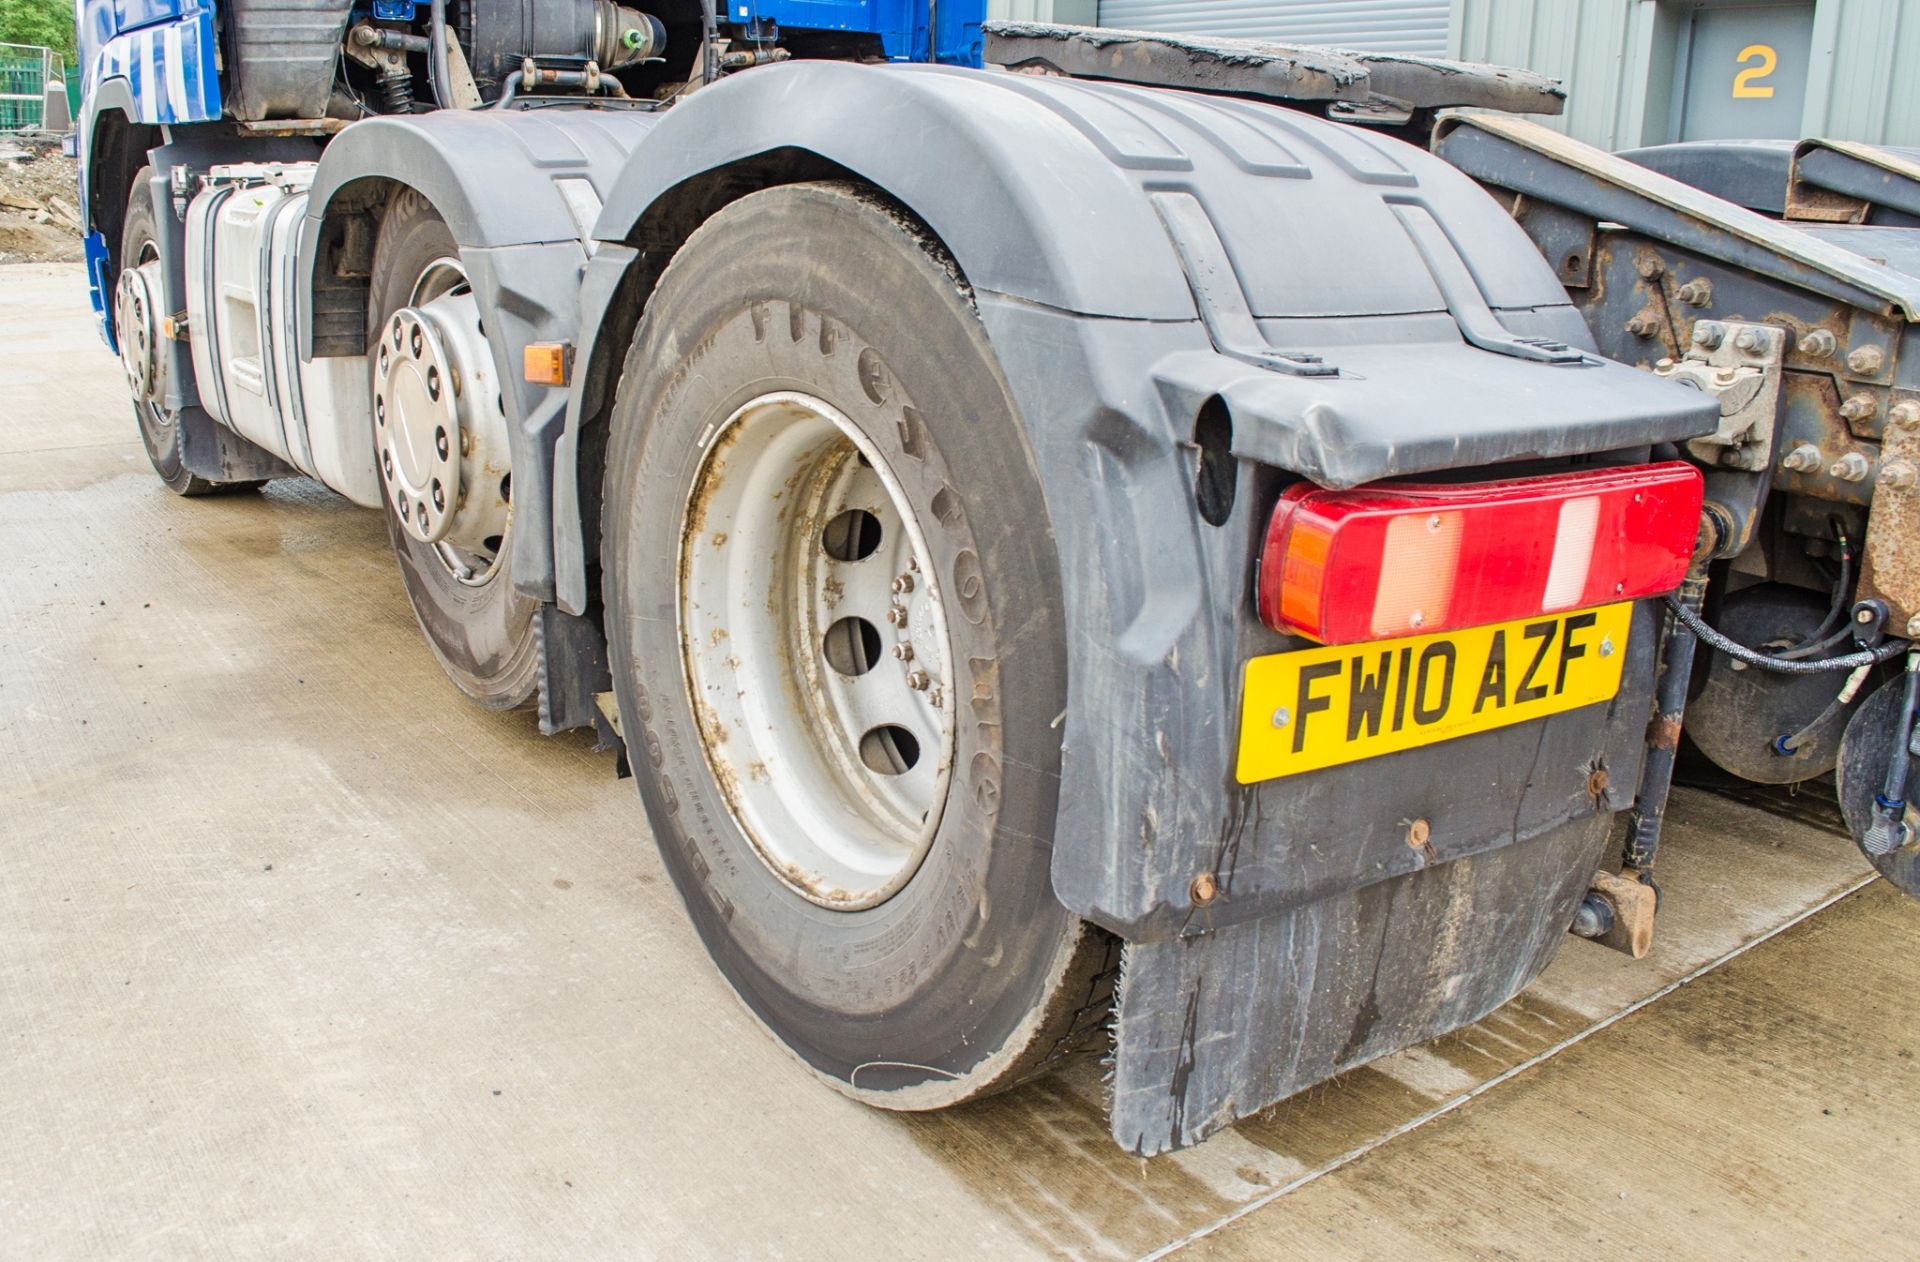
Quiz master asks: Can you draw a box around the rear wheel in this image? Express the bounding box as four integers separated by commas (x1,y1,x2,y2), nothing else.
116,168,257,497
602,182,1114,1105
367,190,538,710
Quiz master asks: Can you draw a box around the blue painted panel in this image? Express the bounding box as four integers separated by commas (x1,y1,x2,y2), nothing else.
79,6,222,122
85,230,114,350
728,0,982,63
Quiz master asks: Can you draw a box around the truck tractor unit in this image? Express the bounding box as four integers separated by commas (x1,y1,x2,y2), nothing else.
74,1,1920,1153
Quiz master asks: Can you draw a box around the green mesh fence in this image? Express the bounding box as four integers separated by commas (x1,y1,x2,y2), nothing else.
0,44,57,134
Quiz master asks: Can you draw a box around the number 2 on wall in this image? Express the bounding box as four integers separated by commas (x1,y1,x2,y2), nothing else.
1733,43,1777,98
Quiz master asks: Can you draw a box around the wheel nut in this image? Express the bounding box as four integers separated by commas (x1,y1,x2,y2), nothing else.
1848,345,1885,375
906,670,929,691
891,643,913,661
885,605,907,627
1892,400,1920,431
891,574,914,595
1831,452,1872,482
1881,460,1917,490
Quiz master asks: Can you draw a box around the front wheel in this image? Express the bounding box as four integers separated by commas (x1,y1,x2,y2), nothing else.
602,182,1114,1105
116,167,257,497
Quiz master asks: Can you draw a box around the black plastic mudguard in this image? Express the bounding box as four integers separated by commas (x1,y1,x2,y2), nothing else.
297,106,664,605
566,62,1717,1153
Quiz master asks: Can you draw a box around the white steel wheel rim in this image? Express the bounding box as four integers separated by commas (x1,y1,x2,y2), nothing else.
374,257,513,587
679,391,955,910
117,240,171,446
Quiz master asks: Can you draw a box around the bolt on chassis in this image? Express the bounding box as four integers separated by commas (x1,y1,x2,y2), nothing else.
77,5,1920,1152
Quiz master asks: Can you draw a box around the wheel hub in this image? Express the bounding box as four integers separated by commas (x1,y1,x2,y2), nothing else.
679,392,955,910
372,264,511,581
114,260,163,404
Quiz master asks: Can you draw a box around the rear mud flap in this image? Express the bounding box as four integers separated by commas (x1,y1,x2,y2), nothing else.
1108,812,1611,1155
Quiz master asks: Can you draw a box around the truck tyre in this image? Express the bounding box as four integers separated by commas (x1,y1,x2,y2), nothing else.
116,169,256,497
367,189,538,710
601,182,1115,1105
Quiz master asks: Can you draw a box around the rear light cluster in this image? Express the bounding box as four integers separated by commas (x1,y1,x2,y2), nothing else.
1257,462,1703,645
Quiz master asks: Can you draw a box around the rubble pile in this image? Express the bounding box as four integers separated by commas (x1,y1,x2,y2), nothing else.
0,137,85,264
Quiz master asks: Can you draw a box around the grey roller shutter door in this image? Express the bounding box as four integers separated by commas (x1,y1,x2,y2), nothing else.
1094,0,1451,57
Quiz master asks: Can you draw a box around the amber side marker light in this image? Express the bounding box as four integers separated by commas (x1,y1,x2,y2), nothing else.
523,341,573,386
1256,461,1705,645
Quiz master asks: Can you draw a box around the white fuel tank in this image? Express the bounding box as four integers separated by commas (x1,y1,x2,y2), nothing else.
184,164,381,508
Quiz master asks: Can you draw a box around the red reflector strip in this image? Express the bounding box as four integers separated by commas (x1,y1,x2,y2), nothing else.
1257,462,1703,645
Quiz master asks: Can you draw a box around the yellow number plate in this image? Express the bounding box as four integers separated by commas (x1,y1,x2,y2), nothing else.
1235,603,1633,784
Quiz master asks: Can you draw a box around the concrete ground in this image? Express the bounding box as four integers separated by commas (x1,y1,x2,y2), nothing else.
2,261,1915,1260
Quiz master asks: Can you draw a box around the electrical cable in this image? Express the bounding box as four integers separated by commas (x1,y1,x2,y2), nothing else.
1666,594,1907,675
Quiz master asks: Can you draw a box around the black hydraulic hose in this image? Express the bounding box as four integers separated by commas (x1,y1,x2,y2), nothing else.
1779,523,1854,658
1774,662,1874,755
1666,594,1908,674
1775,621,1860,663
428,0,454,109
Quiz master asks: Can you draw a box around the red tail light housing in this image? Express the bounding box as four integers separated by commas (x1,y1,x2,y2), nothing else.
1257,462,1703,645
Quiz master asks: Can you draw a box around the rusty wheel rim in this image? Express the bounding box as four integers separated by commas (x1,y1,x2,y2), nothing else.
677,391,955,910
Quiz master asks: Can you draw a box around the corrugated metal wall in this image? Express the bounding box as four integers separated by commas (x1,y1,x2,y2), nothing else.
1450,0,1670,150
1092,0,1451,56
989,0,1097,25
1805,0,1920,146
1451,0,1920,151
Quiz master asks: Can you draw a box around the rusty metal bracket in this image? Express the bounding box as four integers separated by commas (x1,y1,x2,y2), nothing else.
1857,397,1920,635
1585,869,1657,958
1653,319,1787,472
1788,139,1920,225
